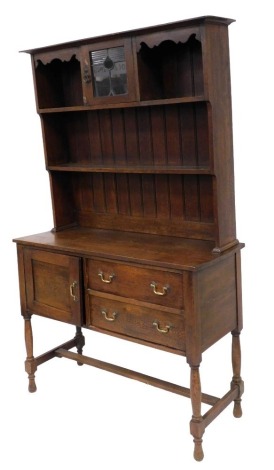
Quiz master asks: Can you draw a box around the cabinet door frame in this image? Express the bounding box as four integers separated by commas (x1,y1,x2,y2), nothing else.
23,247,82,325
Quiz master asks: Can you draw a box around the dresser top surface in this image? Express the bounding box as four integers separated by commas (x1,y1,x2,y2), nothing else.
14,228,243,271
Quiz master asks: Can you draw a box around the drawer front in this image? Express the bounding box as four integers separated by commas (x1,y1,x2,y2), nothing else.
86,259,183,308
88,296,185,351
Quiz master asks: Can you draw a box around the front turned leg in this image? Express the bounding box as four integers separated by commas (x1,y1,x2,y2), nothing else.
24,315,37,393
75,326,85,366
189,366,205,461
231,331,244,417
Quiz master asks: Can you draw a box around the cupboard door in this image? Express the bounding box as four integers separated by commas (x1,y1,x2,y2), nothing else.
24,248,82,325
81,38,137,105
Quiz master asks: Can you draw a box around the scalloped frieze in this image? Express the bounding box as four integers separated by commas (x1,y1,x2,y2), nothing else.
135,27,200,52
34,48,80,67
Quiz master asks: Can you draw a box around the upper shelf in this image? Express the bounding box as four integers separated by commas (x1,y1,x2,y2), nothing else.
47,163,213,174
42,101,212,172
38,96,207,113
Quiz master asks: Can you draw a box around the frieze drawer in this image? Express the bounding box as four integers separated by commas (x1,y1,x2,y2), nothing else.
85,259,183,309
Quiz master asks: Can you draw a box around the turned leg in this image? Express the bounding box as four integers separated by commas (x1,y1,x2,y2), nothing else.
75,326,85,366
24,314,37,393
231,331,244,417
189,365,205,461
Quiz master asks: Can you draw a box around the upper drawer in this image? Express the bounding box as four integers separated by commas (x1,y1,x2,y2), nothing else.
85,259,183,309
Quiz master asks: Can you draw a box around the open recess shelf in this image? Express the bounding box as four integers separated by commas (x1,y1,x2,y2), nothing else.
42,102,212,173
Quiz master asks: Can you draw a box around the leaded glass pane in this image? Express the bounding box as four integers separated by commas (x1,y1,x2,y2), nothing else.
90,46,128,97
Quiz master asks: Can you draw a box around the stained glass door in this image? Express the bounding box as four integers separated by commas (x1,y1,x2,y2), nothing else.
81,39,137,104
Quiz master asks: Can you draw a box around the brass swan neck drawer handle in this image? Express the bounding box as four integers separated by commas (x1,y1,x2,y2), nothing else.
101,310,117,322
150,281,169,296
153,321,171,334
70,281,78,302
98,270,115,284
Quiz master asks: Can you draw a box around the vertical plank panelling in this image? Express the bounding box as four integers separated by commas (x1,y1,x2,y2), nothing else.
111,109,127,165
84,105,209,170
124,108,140,165
72,105,213,230
150,107,167,165
169,175,185,219
137,108,153,164
165,106,182,165
155,175,170,218
199,176,214,222
71,174,81,216
195,105,209,167
79,174,94,213
116,174,131,215
142,175,157,216
129,175,144,217
179,105,197,167
191,39,204,96
66,113,90,164
87,111,102,164
184,175,200,221
92,173,106,213
50,172,76,228
99,110,114,164
104,174,118,214
177,42,192,97
42,115,67,165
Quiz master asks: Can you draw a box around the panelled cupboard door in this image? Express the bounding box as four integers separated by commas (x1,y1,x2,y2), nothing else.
23,248,82,325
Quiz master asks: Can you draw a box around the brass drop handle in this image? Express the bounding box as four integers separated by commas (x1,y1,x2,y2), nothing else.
98,270,115,284
150,281,169,296
101,310,117,322
70,281,78,302
153,321,171,334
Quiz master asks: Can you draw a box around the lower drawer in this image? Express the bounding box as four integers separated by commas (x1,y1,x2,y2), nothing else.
87,295,185,351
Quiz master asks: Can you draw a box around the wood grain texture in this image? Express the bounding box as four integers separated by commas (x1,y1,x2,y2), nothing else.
14,228,243,271
197,254,238,351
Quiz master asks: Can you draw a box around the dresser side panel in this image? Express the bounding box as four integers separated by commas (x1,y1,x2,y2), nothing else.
198,254,238,351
